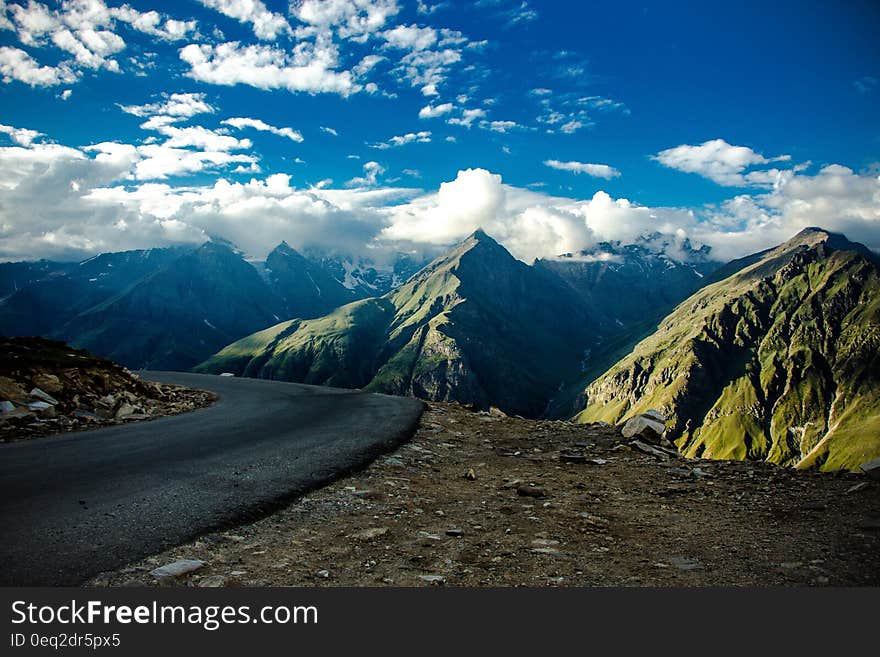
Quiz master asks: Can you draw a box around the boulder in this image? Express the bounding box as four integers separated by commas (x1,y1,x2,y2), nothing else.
860,457,880,481
29,388,59,405
32,373,63,395
150,559,205,580
0,377,28,403
621,414,667,444
115,402,137,419
0,401,15,413
642,409,666,423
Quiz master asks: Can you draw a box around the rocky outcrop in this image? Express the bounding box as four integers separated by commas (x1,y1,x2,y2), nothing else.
0,337,214,442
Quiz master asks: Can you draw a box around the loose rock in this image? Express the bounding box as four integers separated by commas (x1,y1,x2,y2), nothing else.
150,559,205,580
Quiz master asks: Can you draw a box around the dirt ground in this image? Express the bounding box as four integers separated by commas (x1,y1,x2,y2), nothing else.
90,402,880,587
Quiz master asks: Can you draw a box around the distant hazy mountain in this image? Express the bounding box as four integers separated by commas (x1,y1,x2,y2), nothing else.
0,239,425,371
535,235,720,334
197,230,601,417
0,247,188,337
575,227,880,472
302,249,427,299
58,242,289,370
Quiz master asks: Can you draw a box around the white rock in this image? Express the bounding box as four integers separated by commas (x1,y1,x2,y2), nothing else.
150,559,205,580
219,373,235,377
642,409,666,423
621,414,666,443
0,400,15,413
27,401,53,411
115,402,137,418
29,388,59,405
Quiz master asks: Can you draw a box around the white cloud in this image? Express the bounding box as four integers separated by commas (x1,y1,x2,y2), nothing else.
481,119,520,133
544,159,620,179
346,160,385,187
196,0,289,40
447,107,485,128
653,138,792,187
179,41,359,96
693,163,880,260
382,24,437,50
222,117,304,143
0,122,43,146
58,88,72,100
84,140,256,180
109,6,197,41
370,131,431,149
149,124,252,152
119,92,215,120
418,102,453,118
0,45,75,86
320,126,339,136
0,0,197,87
291,0,400,40
380,168,680,261
1,127,877,269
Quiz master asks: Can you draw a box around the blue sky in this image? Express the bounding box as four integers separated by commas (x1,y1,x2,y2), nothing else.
0,0,878,264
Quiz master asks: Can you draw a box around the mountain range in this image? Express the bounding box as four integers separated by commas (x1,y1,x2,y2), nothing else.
0,240,424,370
198,230,602,417
575,228,880,471
4,224,878,471
196,230,722,417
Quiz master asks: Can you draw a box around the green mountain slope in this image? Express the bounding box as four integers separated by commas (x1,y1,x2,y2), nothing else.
575,227,880,472
197,230,598,417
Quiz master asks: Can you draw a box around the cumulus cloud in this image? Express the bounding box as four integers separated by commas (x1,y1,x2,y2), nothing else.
418,102,453,118
221,117,304,143
196,0,289,40
481,119,521,133
179,41,359,96
653,138,793,187
291,0,400,40
346,160,385,187
0,0,196,86
382,23,437,50
382,166,880,263
1,126,877,267
447,107,485,128
119,92,215,119
380,168,691,261
544,159,620,179
0,122,43,146
0,45,76,86
692,163,880,260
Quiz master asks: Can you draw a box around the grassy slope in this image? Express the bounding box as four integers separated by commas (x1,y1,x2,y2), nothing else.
576,230,880,471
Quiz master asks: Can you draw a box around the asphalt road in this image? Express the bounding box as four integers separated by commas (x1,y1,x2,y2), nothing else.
0,372,424,586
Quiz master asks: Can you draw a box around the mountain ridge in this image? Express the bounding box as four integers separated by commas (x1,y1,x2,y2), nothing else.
197,229,601,417
575,227,880,471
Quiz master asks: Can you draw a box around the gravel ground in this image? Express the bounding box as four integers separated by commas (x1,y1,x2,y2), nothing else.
89,402,880,587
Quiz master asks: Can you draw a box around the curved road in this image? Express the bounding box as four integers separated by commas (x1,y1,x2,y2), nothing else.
0,372,424,586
